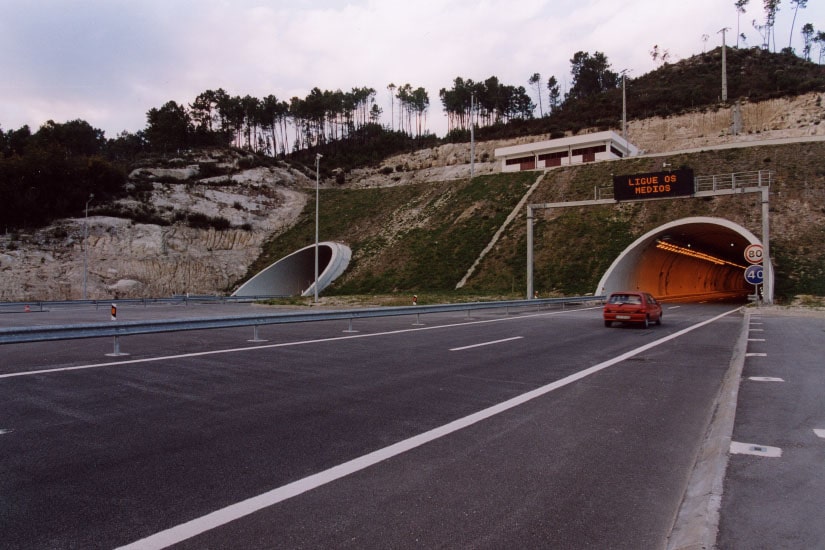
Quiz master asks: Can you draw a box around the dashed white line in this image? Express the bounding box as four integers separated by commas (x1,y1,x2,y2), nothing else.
450,336,523,351
814,429,825,439
0,307,600,380
745,352,767,357
748,376,784,382
748,338,766,342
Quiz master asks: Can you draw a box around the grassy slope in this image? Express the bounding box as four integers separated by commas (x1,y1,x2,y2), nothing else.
246,141,825,302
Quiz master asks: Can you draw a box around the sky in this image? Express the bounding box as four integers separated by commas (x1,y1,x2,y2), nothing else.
2,0,823,139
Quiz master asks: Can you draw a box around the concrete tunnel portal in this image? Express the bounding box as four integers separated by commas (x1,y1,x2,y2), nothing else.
232,242,351,297
595,217,771,302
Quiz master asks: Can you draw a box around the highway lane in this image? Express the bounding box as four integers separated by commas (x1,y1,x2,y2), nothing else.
0,303,743,548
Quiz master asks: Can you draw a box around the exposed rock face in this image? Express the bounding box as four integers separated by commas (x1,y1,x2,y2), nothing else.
344,92,825,186
1,156,309,301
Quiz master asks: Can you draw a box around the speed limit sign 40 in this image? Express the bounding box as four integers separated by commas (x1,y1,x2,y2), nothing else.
744,243,764,264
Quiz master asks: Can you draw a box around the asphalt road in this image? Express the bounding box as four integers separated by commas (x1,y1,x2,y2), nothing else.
0,302,761,548
716,311,825,549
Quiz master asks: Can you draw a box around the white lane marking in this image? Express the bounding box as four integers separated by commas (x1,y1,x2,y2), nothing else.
748,376,784,382
814,429,825,439
0,307,601,380
0,429,12,435
450,336,523,351
115,307,742,550
749,328,764,332
668,306,681,310
748,338,766,342
730,441,782,458
745,352,767,357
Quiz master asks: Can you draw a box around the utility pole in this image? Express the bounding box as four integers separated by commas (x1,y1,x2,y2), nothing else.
719,27,730,102
621,70,629,144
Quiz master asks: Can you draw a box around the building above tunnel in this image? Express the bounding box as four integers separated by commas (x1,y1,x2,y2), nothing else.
495,130,639,172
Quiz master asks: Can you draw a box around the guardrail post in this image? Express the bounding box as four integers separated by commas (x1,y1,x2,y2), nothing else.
106,336,129,357
412,312,424,326
343,317,358,333
248,325,267,343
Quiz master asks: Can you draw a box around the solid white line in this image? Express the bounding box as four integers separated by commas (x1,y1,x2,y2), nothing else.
450,336,523,351
115,306,742,550
0,307,600,380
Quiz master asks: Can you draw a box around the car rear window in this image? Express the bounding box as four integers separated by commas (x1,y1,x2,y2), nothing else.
609,294,642,304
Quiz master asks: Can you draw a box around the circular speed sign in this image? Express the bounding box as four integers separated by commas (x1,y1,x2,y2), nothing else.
744,243,764,264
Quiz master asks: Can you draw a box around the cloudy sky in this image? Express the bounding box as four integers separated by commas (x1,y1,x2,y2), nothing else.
2,0,822,139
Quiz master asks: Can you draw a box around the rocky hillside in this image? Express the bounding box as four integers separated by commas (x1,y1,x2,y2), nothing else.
1,93,824,302
0,149,309,300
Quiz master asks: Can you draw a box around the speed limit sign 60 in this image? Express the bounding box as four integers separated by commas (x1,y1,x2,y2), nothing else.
744,243,764,264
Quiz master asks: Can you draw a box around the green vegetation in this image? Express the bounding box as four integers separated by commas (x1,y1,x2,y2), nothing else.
3,46,825,302
243,141,825,302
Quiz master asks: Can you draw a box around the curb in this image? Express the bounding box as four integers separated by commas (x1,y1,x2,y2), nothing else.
666,308,750,550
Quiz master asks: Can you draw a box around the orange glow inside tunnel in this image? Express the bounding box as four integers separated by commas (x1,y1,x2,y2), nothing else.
596,217,766,302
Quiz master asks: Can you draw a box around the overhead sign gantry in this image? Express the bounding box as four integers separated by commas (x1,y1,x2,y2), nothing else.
526,169,773,303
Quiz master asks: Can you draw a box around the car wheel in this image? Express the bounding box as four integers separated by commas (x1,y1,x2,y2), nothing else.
604,320,612,327
643,316,650,329
656,314,662,326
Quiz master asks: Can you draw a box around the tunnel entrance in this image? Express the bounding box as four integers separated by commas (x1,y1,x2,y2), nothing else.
232,242,351,297
595,217,770,302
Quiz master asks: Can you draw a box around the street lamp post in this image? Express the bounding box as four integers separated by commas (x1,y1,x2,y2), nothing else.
470,92,475,179
314,154,322,303
83,193,94,300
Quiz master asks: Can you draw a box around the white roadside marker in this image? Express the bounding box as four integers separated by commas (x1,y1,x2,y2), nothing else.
730,441,782,458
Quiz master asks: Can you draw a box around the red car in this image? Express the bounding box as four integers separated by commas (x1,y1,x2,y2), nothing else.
603,291,663,328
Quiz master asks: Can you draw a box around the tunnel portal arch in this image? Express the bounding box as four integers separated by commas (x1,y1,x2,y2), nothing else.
595,217,772,302
232,242,351,297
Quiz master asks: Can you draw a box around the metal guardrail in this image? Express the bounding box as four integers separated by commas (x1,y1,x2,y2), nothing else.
0,296,603,354
0,294,288,314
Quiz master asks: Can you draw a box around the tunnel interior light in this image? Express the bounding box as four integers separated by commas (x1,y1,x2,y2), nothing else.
656,240,747,269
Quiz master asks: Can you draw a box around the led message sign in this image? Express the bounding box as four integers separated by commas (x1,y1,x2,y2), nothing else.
613,169,694,201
